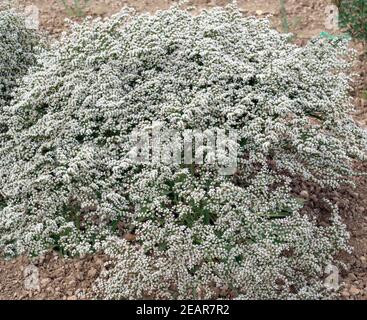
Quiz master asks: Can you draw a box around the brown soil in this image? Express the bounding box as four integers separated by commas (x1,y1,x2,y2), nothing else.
0,252,109,300
0,0,366,300
12,0,334,37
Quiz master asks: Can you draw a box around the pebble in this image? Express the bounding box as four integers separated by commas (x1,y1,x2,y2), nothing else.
75,261,84,271
68,279,77,287
87,267,98,278
350,192,359,199
76,272,85,281
41,278,51,288
341,290,350,298
349,286,360,296
357,206,365,214
300,190,309,199
95,257,104,267
348,273,357,281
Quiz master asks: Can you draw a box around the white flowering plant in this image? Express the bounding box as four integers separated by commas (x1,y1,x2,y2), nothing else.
0,7,39,109
1,4,366,299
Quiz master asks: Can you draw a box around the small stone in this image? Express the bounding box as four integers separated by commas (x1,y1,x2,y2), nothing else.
95,257,104,266
255,10,263,16
357,206,365,214
75,261,84,271
87,267,98,278
341,290,350,298
40,278,51,288
45,286,52,292
67,295,77,300
347,191,358,198
76,272,84,281
348,273,357,281
300,190,309,199
23,264,40,291
68,279,77,287
349,286,360,296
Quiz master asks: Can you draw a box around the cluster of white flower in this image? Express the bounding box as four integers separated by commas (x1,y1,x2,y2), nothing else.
93,168,350,300
0,3,366,299
0,7,39,109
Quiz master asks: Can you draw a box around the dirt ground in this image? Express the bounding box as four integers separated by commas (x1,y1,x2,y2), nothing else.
12,0,341,37
0,0,366,300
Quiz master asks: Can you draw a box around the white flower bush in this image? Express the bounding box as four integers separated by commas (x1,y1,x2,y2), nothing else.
93,168,350,299
1,4,366,299
0,7,39,109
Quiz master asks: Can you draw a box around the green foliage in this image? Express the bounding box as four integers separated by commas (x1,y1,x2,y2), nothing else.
320,31,352,41
338,0,367,43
